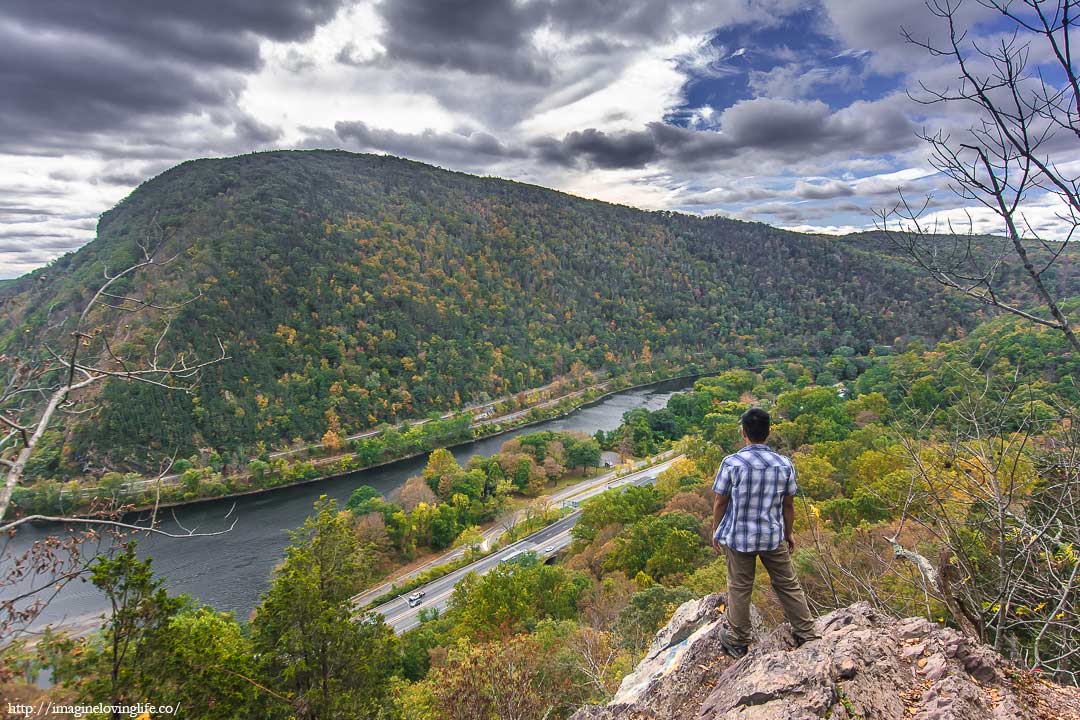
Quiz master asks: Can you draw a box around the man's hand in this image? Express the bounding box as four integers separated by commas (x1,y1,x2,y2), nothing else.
712,493,729,554
782,495,796,554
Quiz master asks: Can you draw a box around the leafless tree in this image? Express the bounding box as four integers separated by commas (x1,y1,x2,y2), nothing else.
395,475,437,513
568,625,623,698
873,4,1080,679
800,510,937,621
879,0,1080,355
886,366,1079,683
499,511,521,541
0,227,230,640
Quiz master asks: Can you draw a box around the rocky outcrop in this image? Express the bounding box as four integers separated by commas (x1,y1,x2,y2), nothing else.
572,595,1080,720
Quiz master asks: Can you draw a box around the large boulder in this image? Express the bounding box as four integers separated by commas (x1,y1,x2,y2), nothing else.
573,596,1080,720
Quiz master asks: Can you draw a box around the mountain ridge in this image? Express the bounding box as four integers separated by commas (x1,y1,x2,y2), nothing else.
1,149,972,474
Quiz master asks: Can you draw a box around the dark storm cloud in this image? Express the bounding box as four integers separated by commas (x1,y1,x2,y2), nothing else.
374,0,551,82
97,172,150,187
535,97,918,170
0,185,72,199
0,236,87,259
739,201,809,224
544,0,704,44
333,121,529,167
0,248,65,262
0,206,50,217
0,0,345,152
0,24,239,150
679,186,781,206
335,43,367,67
0,230,82,242
367,0,714,82
316,92,918,178
4,0,344,67
0,210,97,230
534,129,660,169
234,117,284,146
364,0,805,81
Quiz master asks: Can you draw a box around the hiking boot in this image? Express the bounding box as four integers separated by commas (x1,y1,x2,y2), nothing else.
793,633,818,648
718,626,749,659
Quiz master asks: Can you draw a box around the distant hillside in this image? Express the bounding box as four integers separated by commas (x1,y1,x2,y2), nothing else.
1,150,974,472
838,229,1080,308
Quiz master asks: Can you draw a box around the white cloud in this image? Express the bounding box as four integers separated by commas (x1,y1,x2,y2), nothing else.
895,193,1077,241
520,35,698,138
554,167,686,210
9,0,1080,278
0,154,135,274
851,166,938,195
240,4,466,144
783,222,871,235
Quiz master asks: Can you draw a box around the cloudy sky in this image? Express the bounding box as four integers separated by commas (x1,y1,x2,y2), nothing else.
1,0,1072,277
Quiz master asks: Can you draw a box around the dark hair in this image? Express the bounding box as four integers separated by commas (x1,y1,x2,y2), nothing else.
740,407,770,442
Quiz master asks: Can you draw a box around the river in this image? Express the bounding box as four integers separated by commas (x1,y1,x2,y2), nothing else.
3,377,695,633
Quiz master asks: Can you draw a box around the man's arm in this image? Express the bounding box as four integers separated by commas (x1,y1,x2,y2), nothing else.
782,495,795,553
712,493,729,552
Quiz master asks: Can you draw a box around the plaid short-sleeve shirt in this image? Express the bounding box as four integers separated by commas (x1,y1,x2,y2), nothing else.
712,443,798,553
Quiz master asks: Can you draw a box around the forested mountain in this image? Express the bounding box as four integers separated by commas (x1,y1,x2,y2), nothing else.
1,150,972,471
840,229,1080,308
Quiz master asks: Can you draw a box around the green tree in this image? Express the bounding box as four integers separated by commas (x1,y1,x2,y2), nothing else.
605,512,704,582
791,453,842,500
399,626,439,682
573,484,662,543
418,631,592,720
566,437,602,471
248,458,270,482
146,608,263,720
346,484,385,514
252,497,400,719
449,554,589,640
64,544,183,718
23,430,65,480
429,503,461,549
655,457,702,499
423,448,462,498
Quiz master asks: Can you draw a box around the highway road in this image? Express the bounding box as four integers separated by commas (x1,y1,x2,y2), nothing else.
352,454,680,608
369,464,666,634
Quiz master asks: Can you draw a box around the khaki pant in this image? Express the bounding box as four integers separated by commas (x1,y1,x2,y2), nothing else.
724,544,817,645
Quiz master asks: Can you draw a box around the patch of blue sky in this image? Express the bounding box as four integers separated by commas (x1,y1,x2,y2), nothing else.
666,6,904,128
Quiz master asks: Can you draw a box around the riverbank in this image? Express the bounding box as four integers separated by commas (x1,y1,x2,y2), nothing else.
2,378,700,636
131,368,704,512
8,364,715,521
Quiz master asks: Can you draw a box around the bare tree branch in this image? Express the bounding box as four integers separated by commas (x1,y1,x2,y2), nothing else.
0,222,232,640
882,0,1080,355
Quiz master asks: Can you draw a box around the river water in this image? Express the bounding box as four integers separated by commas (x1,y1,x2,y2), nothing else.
4,377,695,632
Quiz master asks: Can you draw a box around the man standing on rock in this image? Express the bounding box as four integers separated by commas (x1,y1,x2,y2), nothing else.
711,407,818,657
